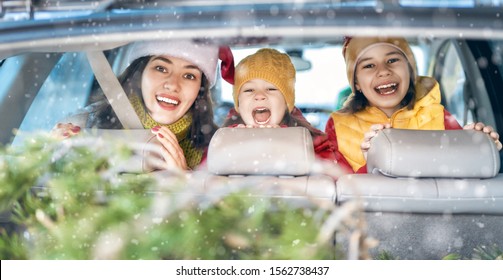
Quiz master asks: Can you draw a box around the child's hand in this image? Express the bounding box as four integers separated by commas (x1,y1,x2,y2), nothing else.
463,122,502,150
236,124,252,128
361,123,391,160
235,124,280,128
51,123,81,139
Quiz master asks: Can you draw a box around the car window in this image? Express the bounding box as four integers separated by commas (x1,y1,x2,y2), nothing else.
489,40,503,81
13,52,94,146
4,41,434,139
437,41,473,126
1,0,503,264
220,45,426,130
0,58,19,104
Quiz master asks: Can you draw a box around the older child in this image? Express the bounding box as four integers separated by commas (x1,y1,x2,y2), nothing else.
223,48,347,168
326,36,501,173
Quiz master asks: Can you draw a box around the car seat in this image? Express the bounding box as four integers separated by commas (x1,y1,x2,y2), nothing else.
205,127,336,205
335,128,503,259
76,127,337,205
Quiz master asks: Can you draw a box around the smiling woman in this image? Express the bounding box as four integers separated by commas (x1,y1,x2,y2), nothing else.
139,56,203,125
53,39,234,170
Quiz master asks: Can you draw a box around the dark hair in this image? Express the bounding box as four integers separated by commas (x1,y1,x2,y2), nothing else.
87,56,218,149
339,64,416,114
222,109,325,138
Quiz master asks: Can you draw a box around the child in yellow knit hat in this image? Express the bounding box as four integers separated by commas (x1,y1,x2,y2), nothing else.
326,36,502,173
223,48,345,164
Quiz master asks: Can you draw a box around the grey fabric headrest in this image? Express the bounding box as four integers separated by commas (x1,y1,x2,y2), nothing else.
367,129,500,178
207,127,315,176
81,129,163,173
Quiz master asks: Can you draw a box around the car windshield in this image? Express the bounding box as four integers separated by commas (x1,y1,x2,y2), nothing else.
2,0,503,266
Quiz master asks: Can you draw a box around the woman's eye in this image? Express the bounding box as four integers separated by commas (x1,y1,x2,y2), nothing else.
267,88,278,91
244,88,254,93
155,65,167,72
362,64,374,69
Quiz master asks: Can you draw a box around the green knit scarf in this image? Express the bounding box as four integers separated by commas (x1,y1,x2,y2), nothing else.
130,95,203,169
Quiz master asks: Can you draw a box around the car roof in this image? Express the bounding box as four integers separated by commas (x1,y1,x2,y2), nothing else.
1,0,503,59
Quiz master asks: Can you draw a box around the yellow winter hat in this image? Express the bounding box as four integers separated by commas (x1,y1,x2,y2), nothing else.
343,36,417,93
233,48,296,112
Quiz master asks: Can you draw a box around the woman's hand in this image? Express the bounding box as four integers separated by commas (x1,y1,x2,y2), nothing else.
463,122,502,150
361,123,391,160
51,123,81,139
151,126,189,170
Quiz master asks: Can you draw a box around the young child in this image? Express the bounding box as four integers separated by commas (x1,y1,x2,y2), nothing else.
326,36,502,173
223,48,346,168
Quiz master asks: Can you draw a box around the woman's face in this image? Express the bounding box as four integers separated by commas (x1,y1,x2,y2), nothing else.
141,55,202,125
355,44,411,117
237,79,288,126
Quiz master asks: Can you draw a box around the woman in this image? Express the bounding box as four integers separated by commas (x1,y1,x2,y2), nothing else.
54,39,234,170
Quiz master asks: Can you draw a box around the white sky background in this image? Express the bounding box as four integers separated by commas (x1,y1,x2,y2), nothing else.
222,46,425,110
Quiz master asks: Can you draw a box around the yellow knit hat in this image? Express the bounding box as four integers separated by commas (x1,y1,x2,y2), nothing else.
343,36,417,94
233,48,296,112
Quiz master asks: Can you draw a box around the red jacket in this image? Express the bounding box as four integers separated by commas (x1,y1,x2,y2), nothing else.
325,109,463,173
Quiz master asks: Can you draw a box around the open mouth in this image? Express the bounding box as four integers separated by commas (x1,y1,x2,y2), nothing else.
156,95,179,106
374,83,398,95
252,107,271,125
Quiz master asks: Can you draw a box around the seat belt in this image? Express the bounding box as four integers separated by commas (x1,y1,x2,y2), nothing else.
86,51,143,129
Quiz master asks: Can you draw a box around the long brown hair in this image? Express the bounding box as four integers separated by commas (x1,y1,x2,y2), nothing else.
87,56,218,149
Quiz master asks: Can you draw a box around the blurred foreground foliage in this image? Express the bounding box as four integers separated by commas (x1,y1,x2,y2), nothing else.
442,245,503,260
0,133,342,259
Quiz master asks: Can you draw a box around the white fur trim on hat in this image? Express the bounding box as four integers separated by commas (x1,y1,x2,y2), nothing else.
127,39,219,87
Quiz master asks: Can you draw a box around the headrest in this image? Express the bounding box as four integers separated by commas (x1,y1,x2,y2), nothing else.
207,127,315,176
81,129,163,173
367,129,500,178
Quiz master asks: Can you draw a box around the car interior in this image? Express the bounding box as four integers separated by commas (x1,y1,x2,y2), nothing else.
3,37,503,259
1,0,503,260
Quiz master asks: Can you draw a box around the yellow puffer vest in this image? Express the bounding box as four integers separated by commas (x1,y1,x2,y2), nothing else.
331,76,446,172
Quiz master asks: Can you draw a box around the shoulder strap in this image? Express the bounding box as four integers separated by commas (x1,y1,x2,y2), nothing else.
86,51,143,129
